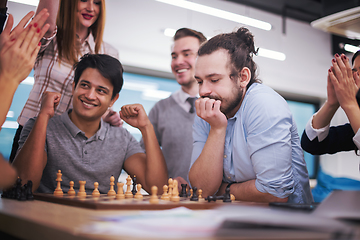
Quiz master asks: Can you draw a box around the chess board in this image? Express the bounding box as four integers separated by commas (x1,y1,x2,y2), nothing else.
33,193,246,210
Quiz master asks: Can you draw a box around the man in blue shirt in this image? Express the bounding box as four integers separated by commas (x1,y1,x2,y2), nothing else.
189,27,313,204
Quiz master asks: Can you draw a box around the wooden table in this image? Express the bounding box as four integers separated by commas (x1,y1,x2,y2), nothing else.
0,197,359,240
0,197,143,240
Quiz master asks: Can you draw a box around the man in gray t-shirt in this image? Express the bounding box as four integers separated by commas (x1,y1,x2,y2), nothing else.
13,54,168,194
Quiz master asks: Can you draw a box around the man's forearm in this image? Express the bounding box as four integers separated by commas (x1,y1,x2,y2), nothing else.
218,180,288,203
189,127,226,197
12,113,50,191
140,123,168,190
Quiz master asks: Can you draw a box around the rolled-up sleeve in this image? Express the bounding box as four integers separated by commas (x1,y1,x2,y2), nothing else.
245,93,295,198
190,116,210,170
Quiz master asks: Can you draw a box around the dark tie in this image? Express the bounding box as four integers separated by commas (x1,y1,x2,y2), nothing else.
187,97,197,113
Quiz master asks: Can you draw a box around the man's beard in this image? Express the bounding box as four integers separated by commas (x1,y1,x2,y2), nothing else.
206,86,244,117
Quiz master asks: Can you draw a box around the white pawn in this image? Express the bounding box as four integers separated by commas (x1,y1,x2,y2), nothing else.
135,184,143,200
149,186,159,204
68,181,76,196
107,176,116,197
198,189,205,201
161,185,170,201
92,182,101,198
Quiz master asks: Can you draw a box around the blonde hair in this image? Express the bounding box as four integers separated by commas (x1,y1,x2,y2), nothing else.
56,0,106,64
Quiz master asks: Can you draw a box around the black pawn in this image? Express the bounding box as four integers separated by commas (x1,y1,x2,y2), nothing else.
26,180,34,200
223,187,232,202
18,185,27,201
131,175,137,195
15,178,22,199
190,187,199,201
179,184,187,198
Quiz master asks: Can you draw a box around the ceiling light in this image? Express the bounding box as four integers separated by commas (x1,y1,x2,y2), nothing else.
9,0,38,6
163,28,285,61
344,44,360,53
156,0,271,31
164,28,176,37
257,48,286,61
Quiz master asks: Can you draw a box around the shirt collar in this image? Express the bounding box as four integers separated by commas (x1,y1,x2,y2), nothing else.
178,88,199,104
77,31,96,52
61,109,107,140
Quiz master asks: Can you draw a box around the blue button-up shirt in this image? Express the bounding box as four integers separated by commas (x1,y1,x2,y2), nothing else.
191,83,313,204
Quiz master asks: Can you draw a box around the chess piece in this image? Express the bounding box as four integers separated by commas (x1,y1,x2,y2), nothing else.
198,189,205,201
149,186,159,204
18,185,27,201
131,175,137,196
77,181,86,198
67,181,76,196
107,176,116,197
223,187,232,202
92,182,101,198
54,170,63,196
125,175,133,198
205,195,217,202
170,179,180,202
116,182,125,199
134,184,143,200
190,187,199,201
167,178,173,198
26,180,34,200
179,184,187,198
189,189,193,198
15,178,22,199
230,194,235,201
161,185,170,201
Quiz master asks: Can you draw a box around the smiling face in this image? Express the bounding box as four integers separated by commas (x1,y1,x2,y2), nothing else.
71,68,118,123
195,49,248,118
171,36,201,88
77,0,100,30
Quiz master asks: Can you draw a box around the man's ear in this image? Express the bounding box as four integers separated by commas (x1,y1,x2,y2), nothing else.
109,93,119,108
239,67,251,88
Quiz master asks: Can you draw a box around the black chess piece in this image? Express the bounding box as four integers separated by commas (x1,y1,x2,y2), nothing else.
205,195,217,202
17,185,27,201
1,188,9,198
223,187,232,202
15,178,22,199
179,184,187,198
190,187,199,201
131,175,137,195
26,180,34,200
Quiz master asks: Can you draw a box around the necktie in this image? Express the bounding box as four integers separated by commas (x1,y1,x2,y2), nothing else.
187,97,197,113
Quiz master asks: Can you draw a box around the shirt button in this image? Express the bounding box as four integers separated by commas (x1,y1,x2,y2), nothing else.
224,155,227,158
84,151,87,154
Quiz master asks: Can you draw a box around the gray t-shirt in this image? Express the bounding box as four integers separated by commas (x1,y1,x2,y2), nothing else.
18,110,144,194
